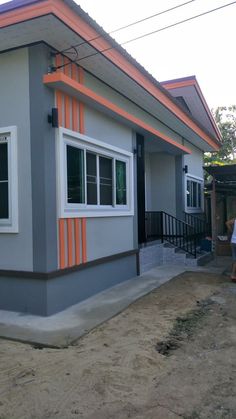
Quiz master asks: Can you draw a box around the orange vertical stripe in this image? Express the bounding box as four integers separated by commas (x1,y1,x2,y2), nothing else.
81,218,87,263
59,219,66,269
78,67,85,134
79,102,84,134
55,54,63,73
74,218,80,265
65,94,70,129
56,90,63,127
71,63,79,81
78,67,84,84
64,57,70,77
72,98,79,132
67,218,73,267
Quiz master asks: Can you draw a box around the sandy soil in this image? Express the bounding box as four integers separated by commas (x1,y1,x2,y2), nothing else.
0,271,236,419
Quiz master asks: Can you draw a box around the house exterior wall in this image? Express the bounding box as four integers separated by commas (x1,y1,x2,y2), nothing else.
84,72,184,147
145,152,177,216
183,141,204,179
84,106,134,261
28,44,58,272
0,48,33,271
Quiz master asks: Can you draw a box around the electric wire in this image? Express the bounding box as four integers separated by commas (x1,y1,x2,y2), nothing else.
55,1,236,70
60,0,197,54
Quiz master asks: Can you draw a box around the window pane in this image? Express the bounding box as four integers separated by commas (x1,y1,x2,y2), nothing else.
198,183,201,208
0,143,8,181
187,180,190,207
192,182,197,207
0,143,9,219
67,145,84,204
99,156,112,205
0,182,8,219
86,152,97,205
116,160,126,205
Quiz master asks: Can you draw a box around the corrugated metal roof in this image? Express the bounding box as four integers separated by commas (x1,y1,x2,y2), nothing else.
205,165,236,183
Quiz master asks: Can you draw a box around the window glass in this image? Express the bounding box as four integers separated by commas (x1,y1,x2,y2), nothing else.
99,156,112,205
192,182,197,207
186,177,202,210
198,183,201,208
86,152,97,205
187,180,190,207
116,160,126,205
67,145,84,203
0,143,8,219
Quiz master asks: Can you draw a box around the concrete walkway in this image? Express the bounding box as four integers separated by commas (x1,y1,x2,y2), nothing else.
0,257,231,348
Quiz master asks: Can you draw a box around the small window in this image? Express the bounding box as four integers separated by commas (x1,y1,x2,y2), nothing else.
186,176,203,212
0,126,18,233
58,128,133,217
0,143,9,219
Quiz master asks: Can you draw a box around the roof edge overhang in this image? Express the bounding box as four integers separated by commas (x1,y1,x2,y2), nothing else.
0,0,220,151
43,72,192,155
161,75,222,142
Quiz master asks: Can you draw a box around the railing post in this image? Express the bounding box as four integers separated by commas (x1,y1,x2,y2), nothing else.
161,212,164,243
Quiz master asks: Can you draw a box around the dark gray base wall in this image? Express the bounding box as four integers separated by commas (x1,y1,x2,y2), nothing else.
0,251,138,316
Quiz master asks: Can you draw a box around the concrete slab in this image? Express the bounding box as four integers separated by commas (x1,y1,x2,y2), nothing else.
0,257,231,348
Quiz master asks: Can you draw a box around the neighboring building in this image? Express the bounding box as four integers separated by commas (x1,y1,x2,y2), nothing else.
0,0,221,315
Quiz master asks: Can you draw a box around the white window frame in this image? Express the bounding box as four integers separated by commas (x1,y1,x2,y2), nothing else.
57,127,134,218
0,126,18,233
185,173,203,214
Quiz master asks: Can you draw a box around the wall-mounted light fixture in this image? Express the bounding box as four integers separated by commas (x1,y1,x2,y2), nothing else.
183,165,188,174
48,108,59,128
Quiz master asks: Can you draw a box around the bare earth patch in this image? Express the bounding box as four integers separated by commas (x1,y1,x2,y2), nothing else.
0,271,236,419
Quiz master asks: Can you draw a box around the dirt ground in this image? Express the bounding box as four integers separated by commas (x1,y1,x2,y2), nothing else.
0,271,236,419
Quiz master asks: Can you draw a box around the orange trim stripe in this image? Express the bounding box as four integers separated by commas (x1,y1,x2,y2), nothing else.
55,53,63,73
67,218,73,267
79,102,84,134
72,98,79,132
74,218,80,265
0,0,220,147
162,80,195,90
71,63,78,82
81,218,87,263
64,57,70,77
78,67,85,134
59,219,66,269
44,72,195,153
78,67,84,84
56,90,63,126
64,94,70,129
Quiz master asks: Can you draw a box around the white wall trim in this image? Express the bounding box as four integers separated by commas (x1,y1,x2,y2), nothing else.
184,172,204,214
57,127,134,218
0,126,18,233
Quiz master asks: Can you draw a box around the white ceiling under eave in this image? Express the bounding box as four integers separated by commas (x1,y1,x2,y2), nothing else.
0,14,219,152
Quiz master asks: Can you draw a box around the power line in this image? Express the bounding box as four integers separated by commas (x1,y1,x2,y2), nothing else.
122,0,236,46
55,1,236,70
61,0,197,54
110,0,196,34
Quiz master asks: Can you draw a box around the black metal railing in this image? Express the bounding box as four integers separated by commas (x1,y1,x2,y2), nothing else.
183,212,210,237
145,211,198,257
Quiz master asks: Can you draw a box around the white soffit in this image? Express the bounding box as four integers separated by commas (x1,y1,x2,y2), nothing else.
0,14,217,152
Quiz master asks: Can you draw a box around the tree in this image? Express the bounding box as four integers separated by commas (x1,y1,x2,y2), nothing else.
204,105,236,165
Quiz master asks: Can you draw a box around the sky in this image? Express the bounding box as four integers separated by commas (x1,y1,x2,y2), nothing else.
76,0,236,110
0,0,235,109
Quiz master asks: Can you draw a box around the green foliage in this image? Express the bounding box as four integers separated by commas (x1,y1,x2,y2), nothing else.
204,105,236,165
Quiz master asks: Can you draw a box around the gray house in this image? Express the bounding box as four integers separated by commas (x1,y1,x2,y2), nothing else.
0,0,221,315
